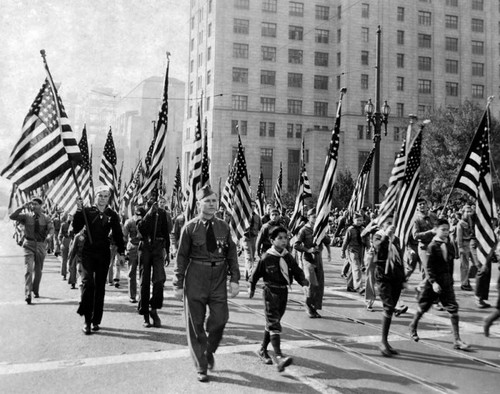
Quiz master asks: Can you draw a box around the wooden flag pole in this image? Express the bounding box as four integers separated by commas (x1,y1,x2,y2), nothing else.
40,49,93,244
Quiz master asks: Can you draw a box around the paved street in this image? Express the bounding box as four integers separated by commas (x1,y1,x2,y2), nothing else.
0,221,499,394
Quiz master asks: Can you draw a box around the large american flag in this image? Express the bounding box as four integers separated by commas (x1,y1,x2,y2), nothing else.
229,135,253,240
201,125,210,188
1,79,82,192
220,160,237,212
141,56,170,198
255,170,266,217
171,159,184,214
273,162,283,213
347,146,375,216
47,126,93,213
185,107,203,220
122,161,142,213
289,139,312,234
394,129,422,245
452,108,497,265
312,92,343,245
99,128,119,210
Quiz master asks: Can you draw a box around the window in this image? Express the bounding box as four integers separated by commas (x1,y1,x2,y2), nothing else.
261,97,276,112
362,27,369,42
268,122,275,137
314,102,328,117
446,82,459,96
445,59,458,73
472,62,484,76
231,120,247,135
288,73,303,87
338,5,342,18
418,34,432,48
287,124,294,138
472,0,484,11
260,148,273,197
261,70,276,85
234,19,249,34
206,97,210,111
336,75,341,89
397,30,405,45
361,74,369,89
233,43,249,58
472,19,484,33
190,38,194,51
360,100,368,115
191,16,195,30
208,0,212,13
397,53,404,68
362,3,369,18
361,50,369,65
288,99,302,114
260,122,275,137
357,125,364,139
207,70,211,84
208,23,212,37
315,52,328,67
418,79,432,94
315,29,329,44
288,149,300,193
314,75,329,90
397,7,405,21
232,95,248,110
445,15,458,29
365,126,371,140
396,103,404,117
295,124,302,139
445,37,458,51
289,2,304,16
418,56,432,71
418,11,432,26
337,29,341,43
260,122,266,137
262,22,277,37
472,40,484,55
396,77,404,91
315,5,329,20
261,46,276,61
207,47,211,61
190,60,194,72
189,81,193,95
289,49,303,64
262,0,277,13
446,0,458,6
234,0,249,9
289,26,303,40
394,127,401,141
337,52,341,66
233,67,248,83
198,31,203,44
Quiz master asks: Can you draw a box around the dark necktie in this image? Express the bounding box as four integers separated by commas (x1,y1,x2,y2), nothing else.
206,220,217,253
34,214,40,237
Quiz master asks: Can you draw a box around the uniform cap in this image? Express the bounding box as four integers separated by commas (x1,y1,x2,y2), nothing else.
196,185,216,201
354,212,363,219
94,185,111,196
31,196,43,204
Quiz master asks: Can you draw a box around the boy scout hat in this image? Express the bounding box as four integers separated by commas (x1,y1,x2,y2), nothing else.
31,196,43,204
94,185,110,196
196,185,216,201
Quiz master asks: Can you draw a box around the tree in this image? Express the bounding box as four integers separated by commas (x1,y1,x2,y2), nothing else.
331,169,355,210
420,100,500,204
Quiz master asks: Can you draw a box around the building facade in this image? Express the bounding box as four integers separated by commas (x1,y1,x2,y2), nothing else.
185,0,500,206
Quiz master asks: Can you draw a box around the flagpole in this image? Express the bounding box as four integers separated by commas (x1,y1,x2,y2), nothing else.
40,49,93,244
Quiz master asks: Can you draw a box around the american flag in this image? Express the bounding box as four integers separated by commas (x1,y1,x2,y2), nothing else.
122,161,142,212
171,159,184,214
1,78,82,192
312,90,344,245
99,128,119,210
201,123,210,188
141,56,170,198
220,160,237,212
394,129,422,245
255,170,266,217
47,126,93,214
185,106,203,220
347,147,375,216
229,135,253,240
289,139,312,234
273,162,283,213
452,108,497,265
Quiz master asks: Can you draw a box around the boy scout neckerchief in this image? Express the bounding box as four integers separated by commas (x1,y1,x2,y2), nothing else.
266,246,290,285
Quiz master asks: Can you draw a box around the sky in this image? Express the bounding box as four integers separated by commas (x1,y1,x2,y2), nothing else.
0,0,190,200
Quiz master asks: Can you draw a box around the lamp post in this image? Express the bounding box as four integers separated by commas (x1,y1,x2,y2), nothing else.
364,26,390,205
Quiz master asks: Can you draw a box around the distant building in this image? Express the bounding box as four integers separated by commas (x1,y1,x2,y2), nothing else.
186,0,500,206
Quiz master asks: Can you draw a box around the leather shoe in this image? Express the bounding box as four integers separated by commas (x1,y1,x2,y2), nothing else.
409,325,419,342
82,324,91,335
453,339,470,351
92,324,100,332
460,284,473,291
276,355,293,372
34,294,40,298
143,319,152,328
197,372,208,382
206,351,215,370
129,298,137,303
71,284,76,289
387,345,399,355
394,305,408,317
379,344,392,357
150,309,161,327
25,296,31,305
476,300,491,309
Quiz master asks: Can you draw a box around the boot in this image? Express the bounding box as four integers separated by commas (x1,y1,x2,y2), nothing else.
271,334,293,372
451,314,470,350
379,315,397,357
484,310,500,337
409,311,423,342
262,330,271,350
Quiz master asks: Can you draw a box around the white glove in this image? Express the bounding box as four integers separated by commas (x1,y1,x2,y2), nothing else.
229,282,239,298
432,282,442,294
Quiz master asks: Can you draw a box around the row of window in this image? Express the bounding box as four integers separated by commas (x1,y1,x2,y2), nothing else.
237,0,331,20
233,43,330,66
231,96,329,116
230,120,305,139
394,31,485,54
234,19,335,40
233,68,330,89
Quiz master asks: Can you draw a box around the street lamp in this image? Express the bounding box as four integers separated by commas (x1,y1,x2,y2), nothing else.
364,26,390,206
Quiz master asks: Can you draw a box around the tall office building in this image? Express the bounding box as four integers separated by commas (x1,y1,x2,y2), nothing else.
185,0,500,206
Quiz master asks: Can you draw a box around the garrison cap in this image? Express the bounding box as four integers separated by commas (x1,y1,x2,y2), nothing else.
196,185,216,201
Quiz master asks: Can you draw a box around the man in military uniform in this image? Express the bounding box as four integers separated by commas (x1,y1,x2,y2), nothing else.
137,191,172,327
74,185,125,334
123,204,144,303
10,196,54,304
173,185,240,383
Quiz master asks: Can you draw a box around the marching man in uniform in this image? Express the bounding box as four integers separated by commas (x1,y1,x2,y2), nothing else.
173,185,240,383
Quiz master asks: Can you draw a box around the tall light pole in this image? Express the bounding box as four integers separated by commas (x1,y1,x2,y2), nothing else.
365,26,390,205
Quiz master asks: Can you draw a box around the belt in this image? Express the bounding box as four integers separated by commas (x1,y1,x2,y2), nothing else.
146,237,165,242
25,238,44,242
191,260,225,267
265,283,288,289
